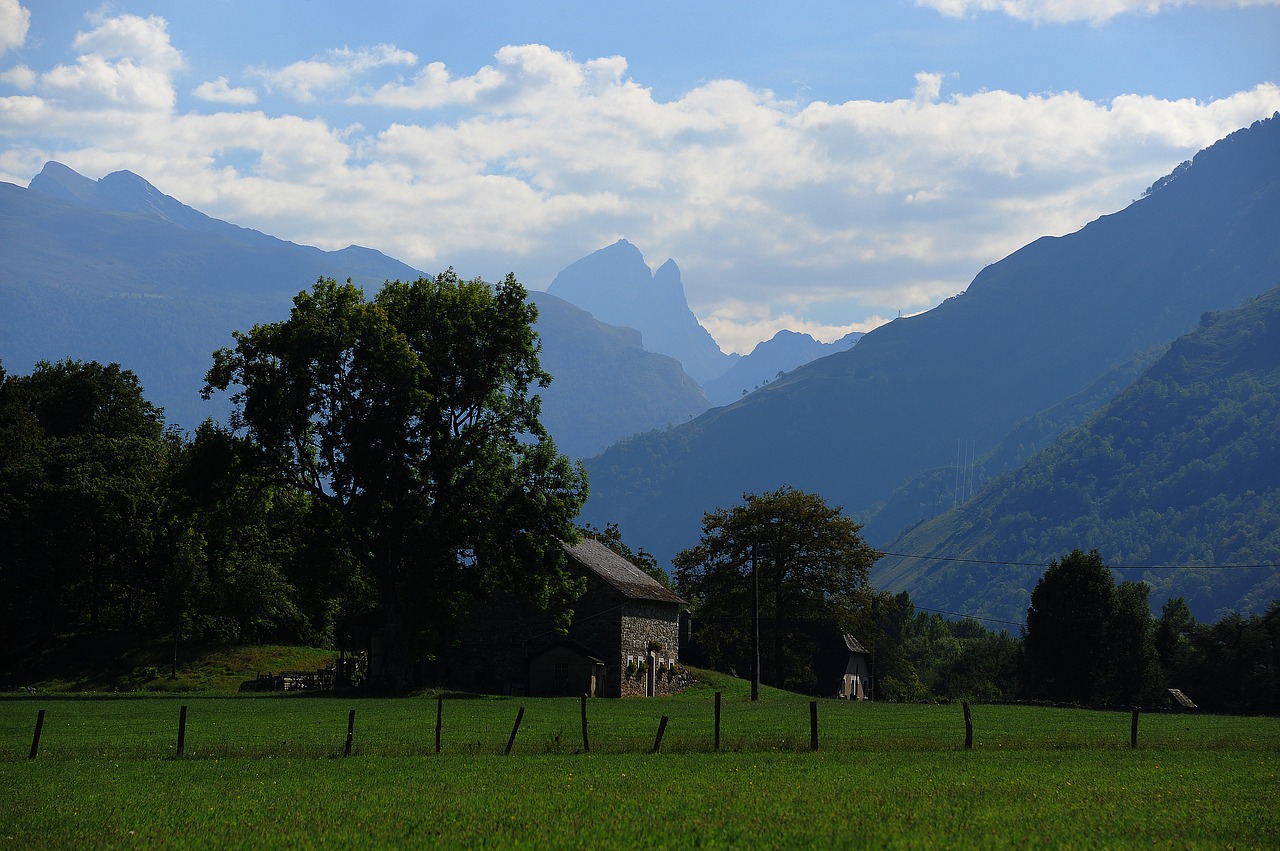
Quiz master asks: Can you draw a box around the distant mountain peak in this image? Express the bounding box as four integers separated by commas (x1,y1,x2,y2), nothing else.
547,240,736,383
31,162,214,231
27,162,99,203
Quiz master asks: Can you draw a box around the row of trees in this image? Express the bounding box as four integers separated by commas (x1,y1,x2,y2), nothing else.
672,499,1278,713
2,273,589,689
0,358,367,653
3,273,1276,708
875,551,1279,713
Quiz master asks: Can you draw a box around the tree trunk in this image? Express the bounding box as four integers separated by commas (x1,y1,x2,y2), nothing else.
375,580,415,692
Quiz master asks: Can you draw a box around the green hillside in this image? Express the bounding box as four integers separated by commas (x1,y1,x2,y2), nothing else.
876,284,1280,623
582,115,1280,568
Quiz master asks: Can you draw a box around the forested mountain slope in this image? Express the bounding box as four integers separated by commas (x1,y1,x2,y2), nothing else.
875,284,1280,623
581,115,1280,567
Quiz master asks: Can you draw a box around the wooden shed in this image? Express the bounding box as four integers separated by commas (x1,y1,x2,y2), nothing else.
527,640,607,697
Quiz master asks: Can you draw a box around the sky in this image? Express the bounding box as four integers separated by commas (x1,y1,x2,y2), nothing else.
1,1,1278,354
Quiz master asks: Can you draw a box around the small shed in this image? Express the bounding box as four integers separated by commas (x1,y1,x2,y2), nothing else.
528,640,607,697
836,634,872,700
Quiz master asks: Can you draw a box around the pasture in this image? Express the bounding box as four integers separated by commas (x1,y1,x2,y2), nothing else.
2,676,1277,848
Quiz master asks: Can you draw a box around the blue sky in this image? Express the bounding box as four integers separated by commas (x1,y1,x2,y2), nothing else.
2,1,1278,352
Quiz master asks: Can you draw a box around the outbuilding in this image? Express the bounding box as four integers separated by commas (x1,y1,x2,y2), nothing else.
528,538,687,697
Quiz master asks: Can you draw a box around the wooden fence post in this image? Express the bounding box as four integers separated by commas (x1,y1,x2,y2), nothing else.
653,715,669,753
344,709,356,757
505,706,525,755
177,704,188,757
810,701,819,751
580,694,590,753
962,701,973,750
714,691,722,751
1130,707,1139,749
435,696,443,754
28,709,45,760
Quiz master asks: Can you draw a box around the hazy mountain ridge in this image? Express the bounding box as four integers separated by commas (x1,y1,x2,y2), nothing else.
702,329,863,406
0,166,710,457
581,114,1280,569
1,172,422,429
528,291,710,458
874,283,1280,623
545,239,739,383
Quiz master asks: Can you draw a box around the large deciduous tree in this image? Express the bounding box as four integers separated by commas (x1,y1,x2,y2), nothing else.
673,486,881,692
0,359,172,641
203,273,587,689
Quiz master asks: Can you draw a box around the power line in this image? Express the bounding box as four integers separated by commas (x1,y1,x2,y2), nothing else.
877,551,1279,571
912,605,1025,628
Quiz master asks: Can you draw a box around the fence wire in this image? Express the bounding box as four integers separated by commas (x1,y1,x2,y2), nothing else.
5,694,1277,762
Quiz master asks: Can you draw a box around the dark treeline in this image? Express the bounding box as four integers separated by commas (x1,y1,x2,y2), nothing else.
875,550,1280,714
2,358,1277,712
0,358,372,652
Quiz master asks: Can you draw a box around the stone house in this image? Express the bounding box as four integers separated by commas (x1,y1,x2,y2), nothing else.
528,538,687,697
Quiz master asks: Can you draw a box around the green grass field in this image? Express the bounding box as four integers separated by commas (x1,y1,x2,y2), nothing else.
3,672,1277,848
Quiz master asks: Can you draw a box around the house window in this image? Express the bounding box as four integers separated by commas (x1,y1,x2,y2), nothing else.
553,662,569,687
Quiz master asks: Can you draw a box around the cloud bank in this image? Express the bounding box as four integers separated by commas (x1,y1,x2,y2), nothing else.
2,8,1278,353
918,0,1280,23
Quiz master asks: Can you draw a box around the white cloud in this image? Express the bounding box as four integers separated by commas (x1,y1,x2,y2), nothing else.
0,62,33,89
38,13,182,110
74,11,183,71
0,0,29,56
193,76,257,105
917,0,1280,23
254,44,416,102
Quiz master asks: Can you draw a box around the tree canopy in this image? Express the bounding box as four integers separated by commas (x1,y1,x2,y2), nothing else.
203,273,587,688
1023,549,1165,706
673,486,881,692
0,359,172,641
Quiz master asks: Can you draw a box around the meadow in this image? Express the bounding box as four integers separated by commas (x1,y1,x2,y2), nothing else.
3,672,1277,848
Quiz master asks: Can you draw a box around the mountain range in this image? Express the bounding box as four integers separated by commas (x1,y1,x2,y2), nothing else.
876,282,1280,622
579,113,1280,590
3,114,1278,624
0,165,714,460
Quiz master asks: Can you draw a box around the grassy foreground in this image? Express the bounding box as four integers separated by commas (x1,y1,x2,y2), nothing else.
2,676,1277,848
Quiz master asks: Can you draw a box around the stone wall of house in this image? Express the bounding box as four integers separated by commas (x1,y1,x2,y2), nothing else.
618,602,682,697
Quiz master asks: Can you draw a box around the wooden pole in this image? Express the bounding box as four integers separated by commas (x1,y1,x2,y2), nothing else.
580,694,590,753
1130,707,1140,749
751,545,760,702
435,695,443,754
962,701,973,750
177,704,188,757
505,706,525,755
652,715,669,753
714,691,722,751
28,709,45,760
344,709,356,757
809,701,819,751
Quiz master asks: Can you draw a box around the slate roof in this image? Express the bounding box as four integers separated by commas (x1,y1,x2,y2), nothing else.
529,638,606,665
842,634,869,654
563,538,686,606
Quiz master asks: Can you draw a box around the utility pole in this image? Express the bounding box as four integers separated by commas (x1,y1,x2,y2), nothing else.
752,541,760,702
